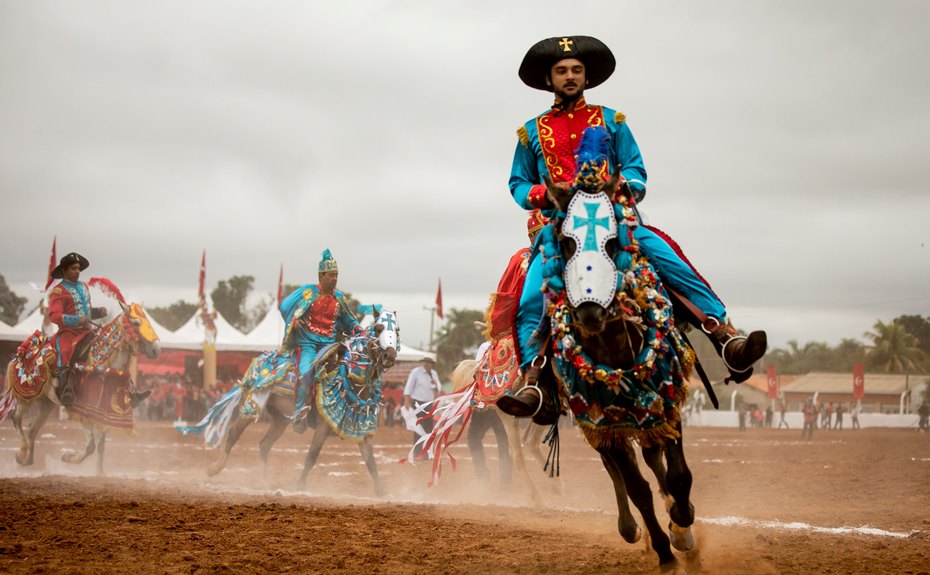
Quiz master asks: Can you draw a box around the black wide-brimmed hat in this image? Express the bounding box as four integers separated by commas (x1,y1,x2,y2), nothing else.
519,36,616,92
50,252,89,279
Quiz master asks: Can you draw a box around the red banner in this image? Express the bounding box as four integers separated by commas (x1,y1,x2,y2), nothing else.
198,250,206,300
45,236,57,289
766,365,778,399
277,263,284,306
852,363,865,399
435,278,444,320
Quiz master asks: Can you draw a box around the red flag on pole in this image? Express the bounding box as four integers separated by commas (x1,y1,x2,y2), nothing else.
435,279,444,319
198,250,206,300
277,264,284,306
852,363,865,399
45,236,57,289
766,365,778,399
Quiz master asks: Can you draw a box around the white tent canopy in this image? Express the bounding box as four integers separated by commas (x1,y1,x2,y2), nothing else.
243,303,284,351
0,318,29,341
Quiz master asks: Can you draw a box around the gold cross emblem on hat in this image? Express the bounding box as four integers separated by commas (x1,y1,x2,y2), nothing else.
559,37,574,52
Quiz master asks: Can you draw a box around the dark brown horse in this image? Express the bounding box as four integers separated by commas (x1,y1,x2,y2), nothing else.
505,152,698,572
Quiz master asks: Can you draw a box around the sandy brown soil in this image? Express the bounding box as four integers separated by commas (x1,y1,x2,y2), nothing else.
1,415,929,574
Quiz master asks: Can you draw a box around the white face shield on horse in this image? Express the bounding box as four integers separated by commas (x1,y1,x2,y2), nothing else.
563,190,620,309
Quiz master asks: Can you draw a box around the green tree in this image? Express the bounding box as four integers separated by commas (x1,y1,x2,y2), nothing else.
211,275,272,333
148,300,197,331
0,274,27,325
893,315,930,359
863,319,926,374
433,308,485,379
829,338,867,371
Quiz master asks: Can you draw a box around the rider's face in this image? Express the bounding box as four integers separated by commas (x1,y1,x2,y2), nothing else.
547,58,586,102
64,263,81,282
319,271,338,293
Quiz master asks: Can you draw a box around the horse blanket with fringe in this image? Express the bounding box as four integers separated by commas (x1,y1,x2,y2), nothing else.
238,350,299,418
314,340,381,442
7,330,58,404
473,334,520,405
67,367,135,433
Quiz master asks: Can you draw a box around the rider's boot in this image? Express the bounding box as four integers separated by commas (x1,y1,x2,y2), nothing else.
57,367,75,407
129,389,151,408
496,362,561,426
704,319,767,384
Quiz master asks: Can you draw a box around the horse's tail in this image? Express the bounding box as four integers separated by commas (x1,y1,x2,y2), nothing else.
176,387,243,449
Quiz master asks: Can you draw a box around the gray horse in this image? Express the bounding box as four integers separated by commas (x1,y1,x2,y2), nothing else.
187,309,399,496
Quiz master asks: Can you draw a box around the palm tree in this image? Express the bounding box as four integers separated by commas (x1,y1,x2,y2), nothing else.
433,308,485,379
863,320,927,374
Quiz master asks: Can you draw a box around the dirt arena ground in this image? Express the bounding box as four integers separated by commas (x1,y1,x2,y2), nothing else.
1,414,928,574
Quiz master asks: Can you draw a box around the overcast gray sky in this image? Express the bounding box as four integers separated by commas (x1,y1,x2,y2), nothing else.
1,0,928,351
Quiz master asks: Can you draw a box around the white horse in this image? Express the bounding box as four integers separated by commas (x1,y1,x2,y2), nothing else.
2,301,160,475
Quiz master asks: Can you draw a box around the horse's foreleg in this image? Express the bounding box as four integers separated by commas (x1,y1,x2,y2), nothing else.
62,425,96,464
359,436,386,497
296,424,329,490
13,398,57,465
504,414,542,506
598,442,677,570
207,415,252,477
599,450,642,544
95,430,107,476
258,410,289,481
663,428,695,552
642,444,671,505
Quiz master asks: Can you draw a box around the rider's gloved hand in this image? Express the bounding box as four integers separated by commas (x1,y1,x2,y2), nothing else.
91,307,108,319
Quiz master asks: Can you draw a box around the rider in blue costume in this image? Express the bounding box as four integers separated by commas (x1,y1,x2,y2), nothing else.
500,36,767,418
281,249,360,433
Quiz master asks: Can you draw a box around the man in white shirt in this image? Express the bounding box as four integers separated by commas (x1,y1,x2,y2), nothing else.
403,357,442,456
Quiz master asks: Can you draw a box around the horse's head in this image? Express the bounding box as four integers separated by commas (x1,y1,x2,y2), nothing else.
545,128,626,337
369,309,400,369
118,301,162,360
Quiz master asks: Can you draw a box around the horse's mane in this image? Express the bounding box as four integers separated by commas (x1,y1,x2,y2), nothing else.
451,359,478,393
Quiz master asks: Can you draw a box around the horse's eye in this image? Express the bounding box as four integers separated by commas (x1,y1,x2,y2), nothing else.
130,318,142,326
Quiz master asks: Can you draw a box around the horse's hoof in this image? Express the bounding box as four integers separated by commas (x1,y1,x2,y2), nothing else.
620,524,642,545
15,451,32,466
669,522,694,552
374,486,388,498
295,480,307,491
658,557,680,575
206,461,225,477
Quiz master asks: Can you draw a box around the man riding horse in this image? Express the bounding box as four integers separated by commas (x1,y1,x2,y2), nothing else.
281,249,360,433
48,252,148,407
498,36,767,421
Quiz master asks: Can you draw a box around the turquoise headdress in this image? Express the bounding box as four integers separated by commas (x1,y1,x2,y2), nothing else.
318,249,338,273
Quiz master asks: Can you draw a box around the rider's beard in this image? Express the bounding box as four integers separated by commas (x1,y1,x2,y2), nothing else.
553,86,584,111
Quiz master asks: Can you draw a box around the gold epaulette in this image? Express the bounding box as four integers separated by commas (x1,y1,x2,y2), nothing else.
614,111,627,124
517,125,529,147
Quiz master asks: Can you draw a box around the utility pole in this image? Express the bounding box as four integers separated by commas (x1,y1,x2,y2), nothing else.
423,305,437,351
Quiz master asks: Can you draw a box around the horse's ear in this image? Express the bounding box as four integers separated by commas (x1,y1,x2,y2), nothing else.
119,300,131,315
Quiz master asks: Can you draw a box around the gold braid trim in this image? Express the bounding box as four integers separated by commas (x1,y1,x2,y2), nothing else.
572,382,690,449
614,111,627,124
517,125,529,147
